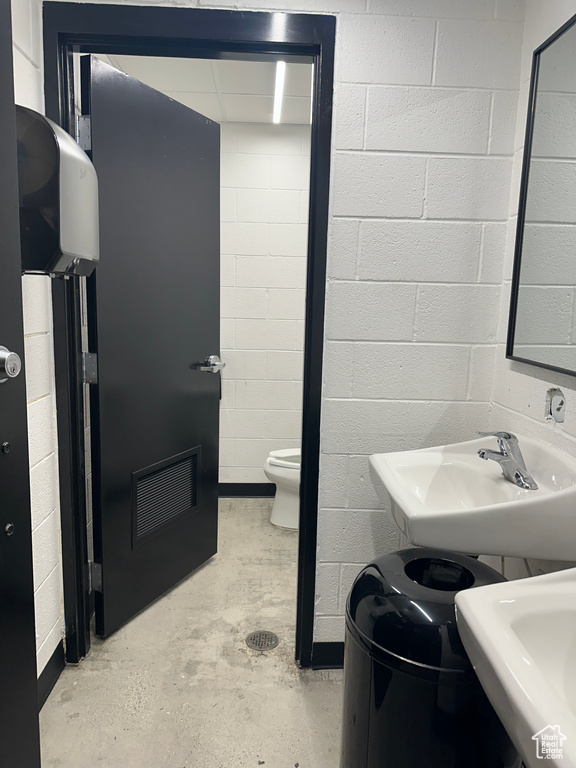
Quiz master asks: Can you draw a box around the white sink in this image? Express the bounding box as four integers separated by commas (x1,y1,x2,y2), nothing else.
369,434,576,559
456,568,576,768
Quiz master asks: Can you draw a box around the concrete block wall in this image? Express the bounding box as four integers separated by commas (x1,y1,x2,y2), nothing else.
316,0,524,641
219,122,310,483
11,0,64,676
490,0,576,582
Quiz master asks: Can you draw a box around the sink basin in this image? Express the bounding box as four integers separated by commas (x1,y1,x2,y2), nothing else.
369,434,576,559
456,568,576,768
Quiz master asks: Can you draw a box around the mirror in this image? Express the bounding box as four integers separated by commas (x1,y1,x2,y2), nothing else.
508,14,576,375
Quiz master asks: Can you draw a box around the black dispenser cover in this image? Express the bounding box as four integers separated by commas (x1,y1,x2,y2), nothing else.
16,105,99,276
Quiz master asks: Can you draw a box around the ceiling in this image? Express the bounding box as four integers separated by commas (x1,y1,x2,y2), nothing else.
98,55,313,125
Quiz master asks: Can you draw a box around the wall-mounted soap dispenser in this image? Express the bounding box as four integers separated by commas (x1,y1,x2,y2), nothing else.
16,105,99,276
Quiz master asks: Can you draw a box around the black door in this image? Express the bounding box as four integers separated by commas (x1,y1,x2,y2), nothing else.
85,57,221,637
0,0,41,763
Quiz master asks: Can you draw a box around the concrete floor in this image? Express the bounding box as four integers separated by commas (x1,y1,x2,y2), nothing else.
40,498,343,767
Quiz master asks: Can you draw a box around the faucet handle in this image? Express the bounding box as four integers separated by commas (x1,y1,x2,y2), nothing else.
477,431,514,441
477,431,519,456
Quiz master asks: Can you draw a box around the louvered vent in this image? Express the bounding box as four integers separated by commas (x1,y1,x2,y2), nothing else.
134,450,198,543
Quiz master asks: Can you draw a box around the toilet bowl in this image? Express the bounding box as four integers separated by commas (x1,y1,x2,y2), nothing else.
263,448,301,530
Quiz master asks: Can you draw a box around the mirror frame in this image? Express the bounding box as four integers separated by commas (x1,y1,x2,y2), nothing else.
507,11,576,377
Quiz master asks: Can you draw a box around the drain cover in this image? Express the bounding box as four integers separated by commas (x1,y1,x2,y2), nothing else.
245,630,279,651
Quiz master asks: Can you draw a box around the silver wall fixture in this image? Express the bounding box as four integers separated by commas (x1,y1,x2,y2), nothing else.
16,105,99,276
547,388,566,423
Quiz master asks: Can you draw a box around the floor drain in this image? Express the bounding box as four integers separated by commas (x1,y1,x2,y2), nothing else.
245,630,279,651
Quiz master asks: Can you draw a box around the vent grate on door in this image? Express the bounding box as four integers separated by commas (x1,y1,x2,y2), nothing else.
133,448,199,544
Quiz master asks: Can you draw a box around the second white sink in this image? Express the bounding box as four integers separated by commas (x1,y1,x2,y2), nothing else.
456,568,576,768
369,434,576,559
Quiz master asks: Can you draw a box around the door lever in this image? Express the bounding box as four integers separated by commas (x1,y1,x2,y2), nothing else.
199,354,226,373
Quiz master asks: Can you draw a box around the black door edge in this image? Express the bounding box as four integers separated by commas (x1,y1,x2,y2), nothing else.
1,0,42,761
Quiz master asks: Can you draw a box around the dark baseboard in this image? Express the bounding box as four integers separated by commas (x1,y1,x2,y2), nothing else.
38,639,65,711
311,641,344,669
219,482,275,498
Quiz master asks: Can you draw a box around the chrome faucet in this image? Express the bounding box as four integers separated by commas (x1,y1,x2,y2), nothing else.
477,431,538,490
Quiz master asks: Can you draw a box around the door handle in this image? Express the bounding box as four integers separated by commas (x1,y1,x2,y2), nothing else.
199,354,226,373
0,346,22,383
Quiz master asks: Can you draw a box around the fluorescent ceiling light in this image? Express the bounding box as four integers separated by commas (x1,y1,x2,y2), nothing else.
273,61,286,124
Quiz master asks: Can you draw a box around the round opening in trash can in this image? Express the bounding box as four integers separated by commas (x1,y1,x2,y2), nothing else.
404,557,475,591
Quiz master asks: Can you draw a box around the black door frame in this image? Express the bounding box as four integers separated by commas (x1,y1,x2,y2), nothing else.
43,2,335,668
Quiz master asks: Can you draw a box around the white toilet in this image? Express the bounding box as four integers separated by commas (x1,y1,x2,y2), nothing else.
263,448,301,530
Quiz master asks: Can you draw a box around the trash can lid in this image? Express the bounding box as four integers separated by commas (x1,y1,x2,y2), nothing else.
346,548,506,673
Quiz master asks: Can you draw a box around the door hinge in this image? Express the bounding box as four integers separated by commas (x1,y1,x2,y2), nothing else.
75,115,92,151
82,352,98,384
89,561,102,592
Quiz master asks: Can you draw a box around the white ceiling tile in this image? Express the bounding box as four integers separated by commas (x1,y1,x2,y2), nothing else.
113,55,217,93
95,55,312,125
163,92,222,122
217,60,276,95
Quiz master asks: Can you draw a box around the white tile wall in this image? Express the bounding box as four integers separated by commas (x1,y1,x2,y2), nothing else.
434,20,522,89
11,0,64,677
337,15,436,86
489,91,519,155
525,160,576,222
366,0,496,19
426,157,513,220
266,350,303,380
236,189,301,223
358,221,483,283
22,274,63,676
414,285,501,343
365,88,492,154
219,122,310,483
332,153,427,218
234,319,304,350
325,282,418,341
269,223,308,256
350,344,471,400
235,254,307,287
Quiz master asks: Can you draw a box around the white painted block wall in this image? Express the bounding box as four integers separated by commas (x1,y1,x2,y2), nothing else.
11,0,65,676
219,122,310,483
317,0,523,641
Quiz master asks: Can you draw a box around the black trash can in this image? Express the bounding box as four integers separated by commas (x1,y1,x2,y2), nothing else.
340,548,521,768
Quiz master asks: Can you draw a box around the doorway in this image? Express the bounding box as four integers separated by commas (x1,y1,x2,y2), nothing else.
43,3,335,669
90,53,312,494
77,50,311,638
